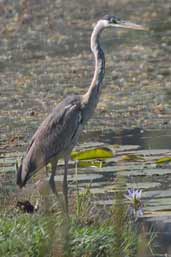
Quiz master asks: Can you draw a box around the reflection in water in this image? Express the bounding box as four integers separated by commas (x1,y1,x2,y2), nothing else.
86,128,171,150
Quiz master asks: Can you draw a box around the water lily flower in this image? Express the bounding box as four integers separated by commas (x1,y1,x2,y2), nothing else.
125,188,144,218
126,189,142,201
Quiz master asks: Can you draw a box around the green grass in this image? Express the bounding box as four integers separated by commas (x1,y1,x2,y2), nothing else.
0,213,136,257
0,184,151,257
70,225,114,257
0,214,50,257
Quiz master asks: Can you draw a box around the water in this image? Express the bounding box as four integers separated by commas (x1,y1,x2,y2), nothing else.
0,0,171,256
99,129,171,256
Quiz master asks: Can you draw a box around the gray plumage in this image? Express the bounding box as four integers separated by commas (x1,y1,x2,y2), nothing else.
17,15,145,211
17,95,82,186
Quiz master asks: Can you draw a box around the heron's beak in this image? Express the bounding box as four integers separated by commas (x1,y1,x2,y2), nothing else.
115,20,147,31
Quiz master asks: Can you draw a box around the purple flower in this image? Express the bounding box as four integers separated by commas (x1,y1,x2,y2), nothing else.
125,189,144,218
126,189,142,202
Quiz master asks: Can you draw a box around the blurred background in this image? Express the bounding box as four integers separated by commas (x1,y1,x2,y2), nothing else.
0,0,171,152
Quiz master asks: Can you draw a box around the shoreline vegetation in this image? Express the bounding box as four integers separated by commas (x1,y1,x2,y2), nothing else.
0,178,151,257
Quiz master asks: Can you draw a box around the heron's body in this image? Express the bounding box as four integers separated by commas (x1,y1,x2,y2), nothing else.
17,95,83,186
17,15,145,212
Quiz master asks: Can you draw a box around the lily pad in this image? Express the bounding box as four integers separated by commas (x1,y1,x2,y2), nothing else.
71,147,113,160
156,157,171,165
77,160,105,168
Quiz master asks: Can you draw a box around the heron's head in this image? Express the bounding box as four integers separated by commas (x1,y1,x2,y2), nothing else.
102,15,146,31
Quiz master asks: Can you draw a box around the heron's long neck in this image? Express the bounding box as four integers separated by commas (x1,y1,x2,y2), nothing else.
83,21,105,120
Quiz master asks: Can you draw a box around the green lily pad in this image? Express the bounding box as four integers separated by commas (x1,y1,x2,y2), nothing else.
77,160,105,168
156,157,171,165
71,147,113,161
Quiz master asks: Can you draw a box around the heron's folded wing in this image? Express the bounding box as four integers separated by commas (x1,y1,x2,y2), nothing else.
18,95,82,185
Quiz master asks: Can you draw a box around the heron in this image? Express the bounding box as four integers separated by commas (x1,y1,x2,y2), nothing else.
17,15,145,213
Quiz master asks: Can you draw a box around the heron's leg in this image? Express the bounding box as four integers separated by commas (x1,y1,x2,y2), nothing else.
49,159,66,213
63,158,69,214
49,159,58,197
